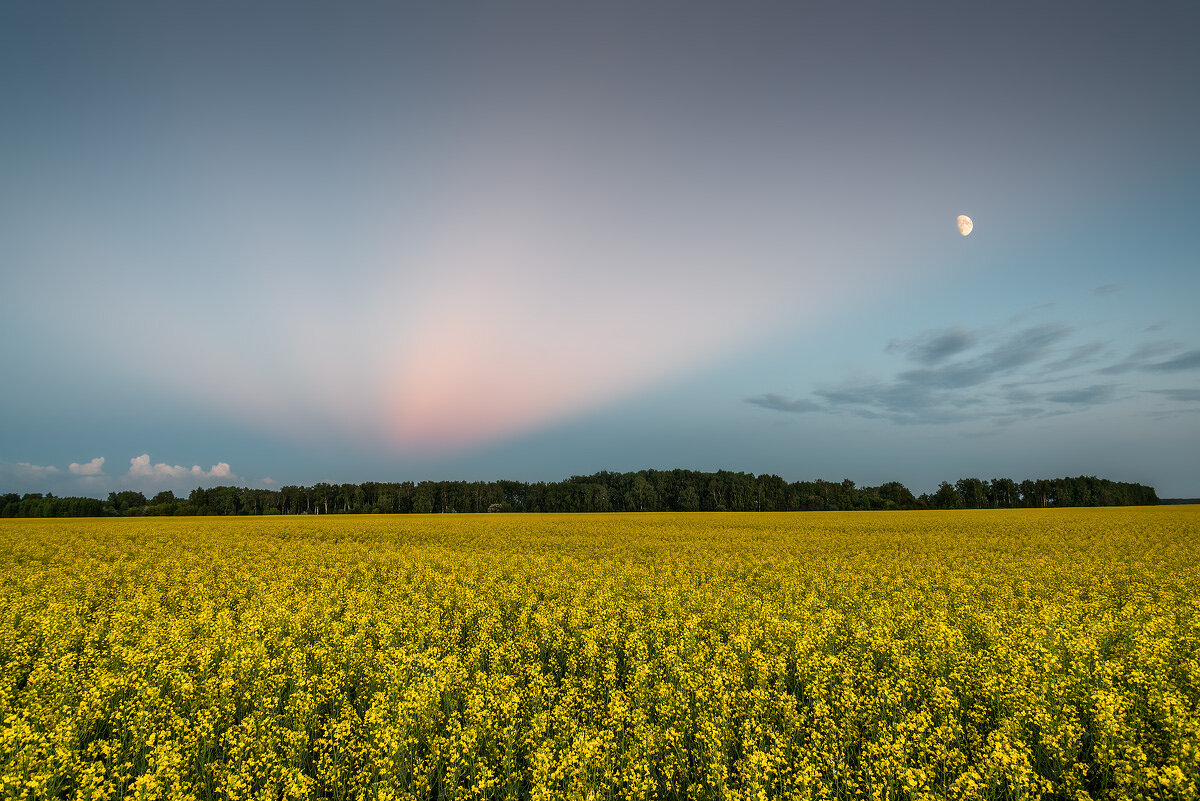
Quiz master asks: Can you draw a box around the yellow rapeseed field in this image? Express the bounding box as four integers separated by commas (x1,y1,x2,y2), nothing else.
1,508,1198,800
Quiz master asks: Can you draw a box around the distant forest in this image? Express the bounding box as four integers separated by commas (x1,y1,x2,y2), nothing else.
2,470,1159,517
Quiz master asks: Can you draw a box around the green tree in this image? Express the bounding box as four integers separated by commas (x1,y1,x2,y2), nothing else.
678,485,700,512
877,481,916,509
933,482,963,509
989,478,1018,507
955,478,988,509
108,490,148,515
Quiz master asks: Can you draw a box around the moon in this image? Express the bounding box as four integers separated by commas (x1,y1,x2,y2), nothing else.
957,214,973,236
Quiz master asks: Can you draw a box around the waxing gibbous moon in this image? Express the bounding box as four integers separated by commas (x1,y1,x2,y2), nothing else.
957,215,973,236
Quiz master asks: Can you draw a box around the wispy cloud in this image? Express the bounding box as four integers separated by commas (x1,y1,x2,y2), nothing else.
1044,342,1107,372
812,381,962,425
1148,388,1200,403
891,324,1070,392
1094,283,1122,295
748,318,1192,427
1147,408,1200,422
1008,303,1055,325
1144,349,1200,373
1098,341,1187,375
886,327,977,366
1045,384,1118,405
68,456,105,476
808,324,1072,424
744,393,823,413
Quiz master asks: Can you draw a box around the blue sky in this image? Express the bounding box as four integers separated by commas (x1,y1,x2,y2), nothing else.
2,1,1198,497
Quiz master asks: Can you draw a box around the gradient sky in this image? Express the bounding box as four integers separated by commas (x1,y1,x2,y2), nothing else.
3,1,1199,497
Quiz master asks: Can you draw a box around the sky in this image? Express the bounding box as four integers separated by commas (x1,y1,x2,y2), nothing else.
2,1,1199,498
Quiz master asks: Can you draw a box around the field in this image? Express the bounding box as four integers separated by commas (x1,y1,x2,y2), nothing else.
1,509,1198,800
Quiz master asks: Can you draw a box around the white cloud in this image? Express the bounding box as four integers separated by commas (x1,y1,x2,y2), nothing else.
261,477,276,486
0,461,64,494
68,456,106,476
128,454,237,483
15,462,60,478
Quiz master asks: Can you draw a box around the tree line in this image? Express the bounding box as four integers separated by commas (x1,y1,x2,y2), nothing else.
1,470,1158,517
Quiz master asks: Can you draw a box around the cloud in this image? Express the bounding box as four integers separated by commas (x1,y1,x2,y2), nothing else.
750,307,1200,431
1045,384,1118,405
0,461,61,491
1144,349,1200,373
1148,389,1200,403
1044,342,1106,372
128,454,236,483
68,456,105,476
745,393,823,413
977,324,1072,372
886,327,977,365
1094,283,1122,295
748,320,1150,427
14,462,60,478
1147,407,1200,422
1002,386,1038,403
812,381,963,425
261,477,277,486
1098,341,1186,375
895,324,1071,392
1008,303,1055,325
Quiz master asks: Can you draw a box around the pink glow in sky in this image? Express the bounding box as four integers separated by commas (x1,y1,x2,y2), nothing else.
377,150,923,450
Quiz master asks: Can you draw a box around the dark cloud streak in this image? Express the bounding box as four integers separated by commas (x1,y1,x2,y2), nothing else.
896,324,1070,391
1044,342,1106,371
887,327,977,366
1098,343,1198,375
1144,349,1200,373
1148,388,1200,403
1045,384,1118,405
748,321,1161,427
745,393,823,413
